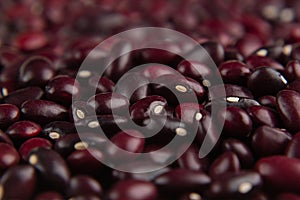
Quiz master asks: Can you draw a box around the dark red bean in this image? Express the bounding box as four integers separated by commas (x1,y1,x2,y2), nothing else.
67,148,104,176
201,41,225,65
3,86,44,107
251,126,292,157
218,60,251,85
106,130,145,162
0,165,37,200
107,179,158,200
175,103,203,124
0,143,20,171
87,92,129,116
21,100,68,125
218,106,252,138
19,137,52,160
75,115,129,137
115,72,150,103
176,60,215,84
141,64,177,80
0,104,20,129
67,195,102,200
45,75,81,106
247,105,281,127
276,193,300,200
14,31,48,51
222,139,254,168
88,76,115,94
247,67,287,97
104,40,133,82
34,191,64,200
287,79,300,94
70,101,93,123
144,145,176,165
178,144,210,172
152,74,206,105
209,151,240,179
28,148,70,191
253,45,284,61
66,175,102,198
224,48,244,61
0,129,13,145
283,60,300,82
286,132,300,158
277,90,300,132
19,56,55,87
130,95,167,122
255,156,300,192
246,55,284,71
154,168,211,194
207,171,263,200
42,121,76,141
258,95,277,108
236,34,263,57
179,193,203,200
6,120,41,141
209,84,254,100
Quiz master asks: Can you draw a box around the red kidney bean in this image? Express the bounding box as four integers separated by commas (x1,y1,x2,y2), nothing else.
286,132,300,158
107,179,158,200
70,101,94,123
141,64,177,80
175,103,203,124
21,100,68,125
28,148,70,191
19,137,52,160
283,60,300,82
253,45,283,61
222,139,254,168
0,129,13,145
207,171,263,200
0,143,20,171
67,194,102,200
67,148,104,176
177,144,210,172
209,151,240,179
152,74,206,105
287,79,300,93
42,120,76,141
0,103,20,129
75,115,129,137
246,55,284,71
218,60,251,85
218,106,252,138
277,90,300,132
3,86,43,107
0,165,37,200
104,40,133,82
88,76,115,94
209,84,254,100
224,48,244,61
247,67,287,97
176,60,215,83
251,126,292,157
179,192,203,200
154,168,211,194
247,105,281,127
144,145,177,165
19,56,55,87
14,31,48,51
258,95,277,108
255,156,300,192
115,72,150,103
34,191,64,200
105,129,145,162
66,175,102,198
87,92,129,116
236,34,262,57
130,95,168,122
201,41,225,65
276,193,300,200
45,75,81,106
6,120,41,141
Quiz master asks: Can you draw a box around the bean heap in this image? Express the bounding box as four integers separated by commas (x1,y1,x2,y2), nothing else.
1,0,300,200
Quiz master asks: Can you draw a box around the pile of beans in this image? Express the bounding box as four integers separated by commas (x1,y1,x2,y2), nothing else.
1,0,300,199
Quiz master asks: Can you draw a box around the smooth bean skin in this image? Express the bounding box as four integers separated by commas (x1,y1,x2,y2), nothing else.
247,105,281,127
286,132,300,158
255,156,300,192
276,193,300,200
0,104,20,128
276,90,300,132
